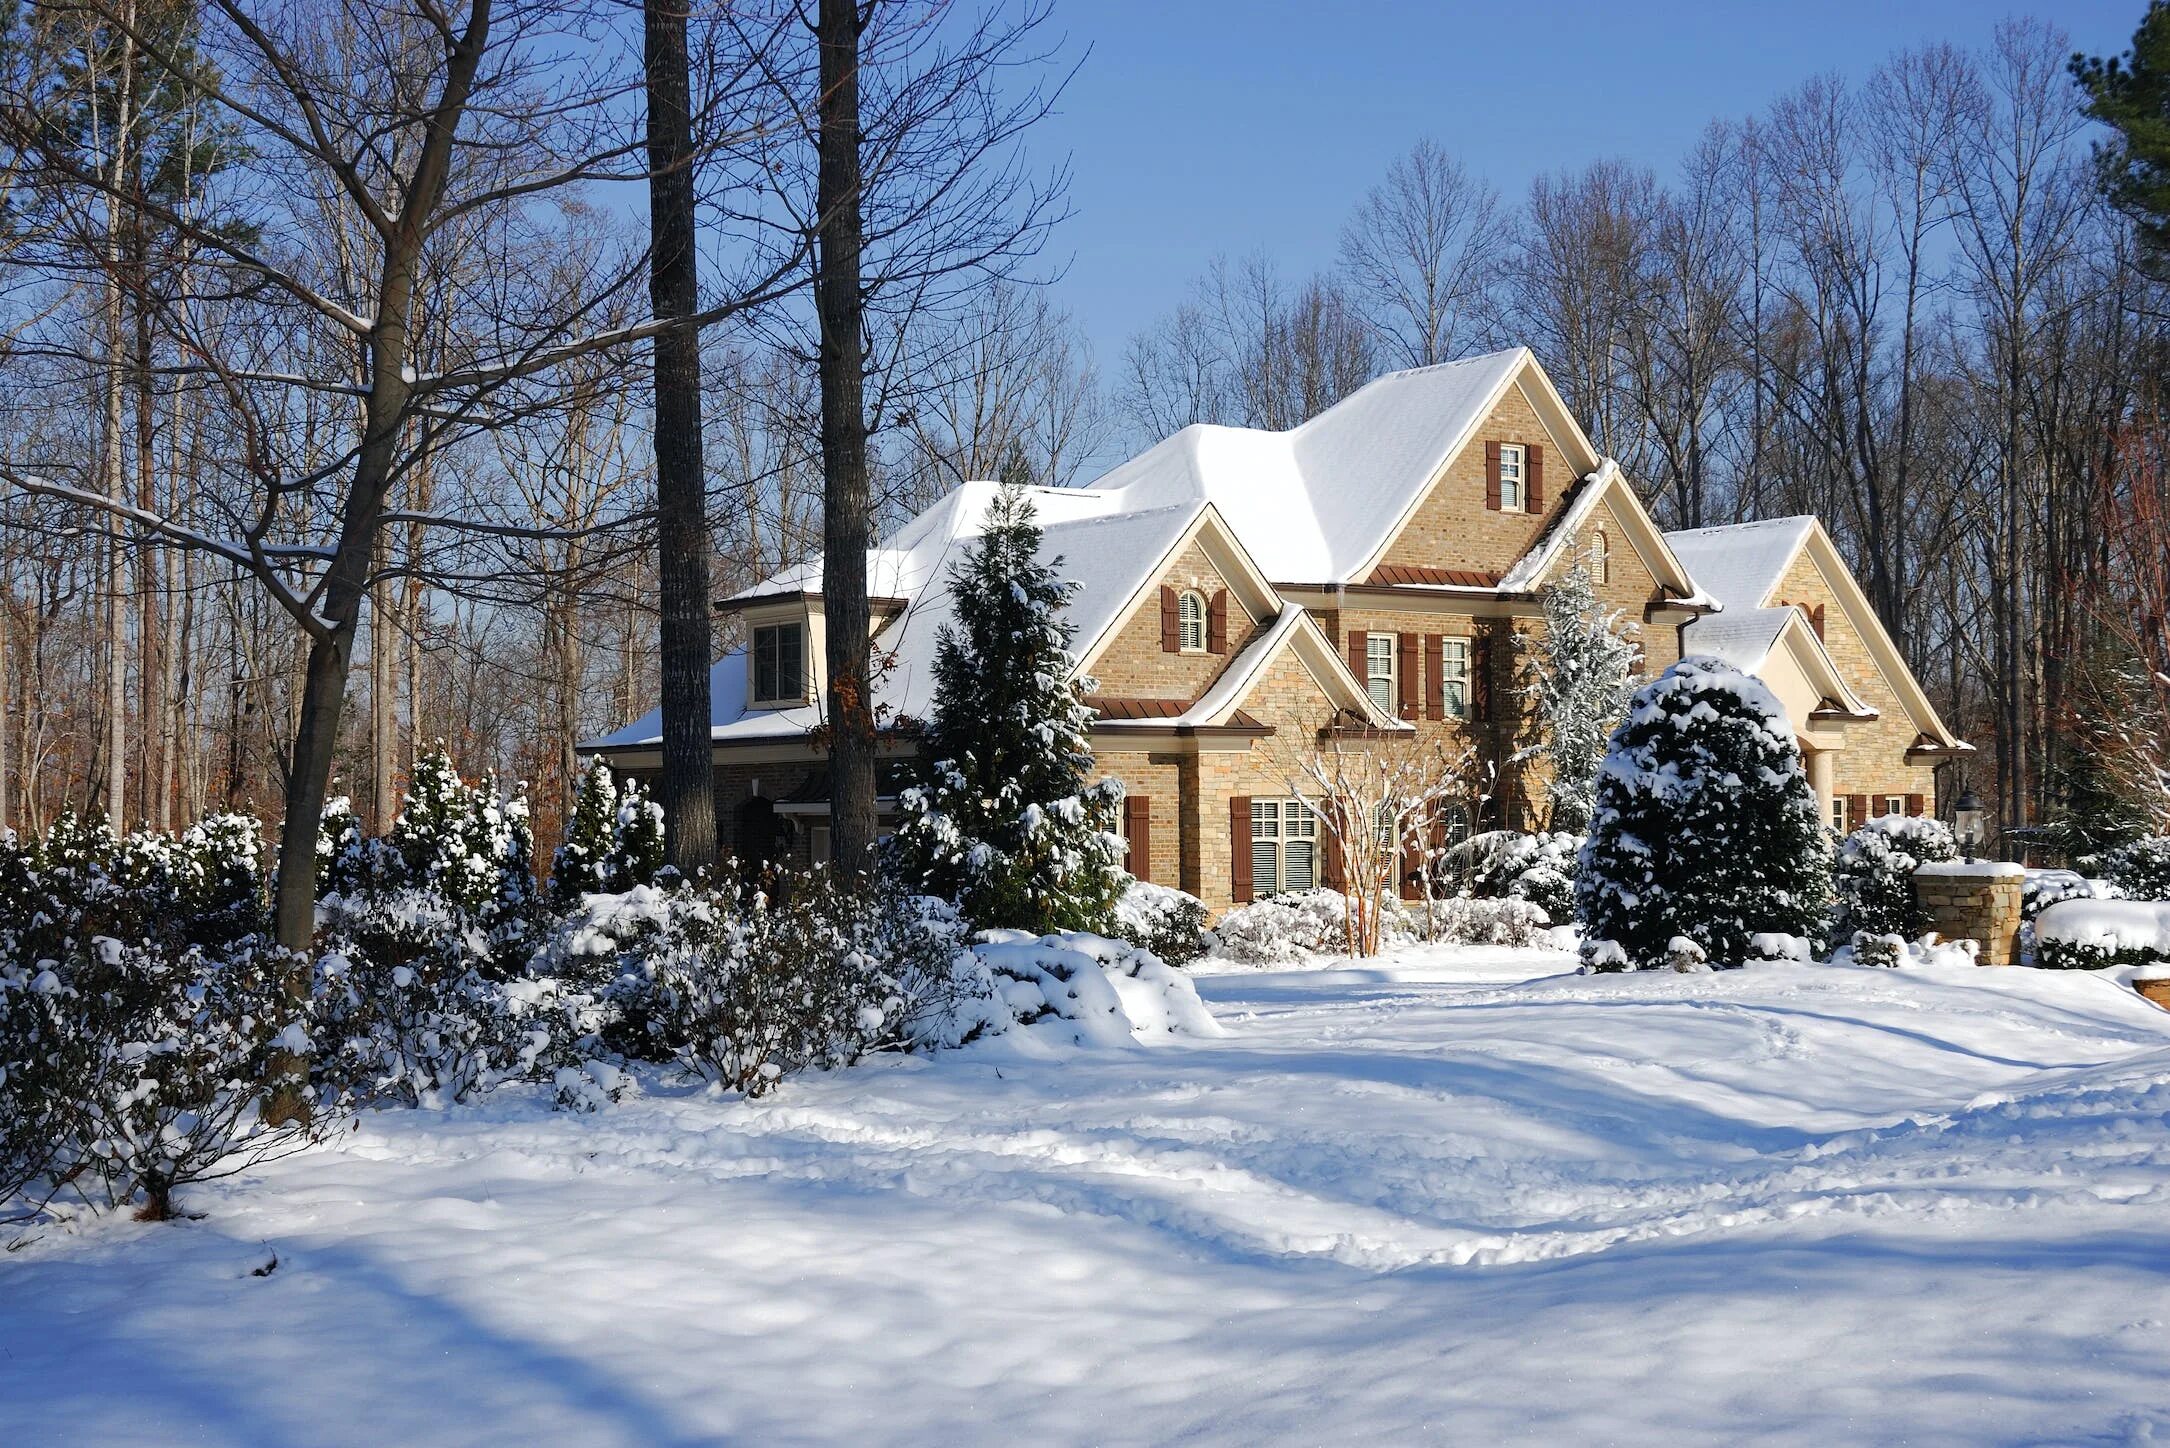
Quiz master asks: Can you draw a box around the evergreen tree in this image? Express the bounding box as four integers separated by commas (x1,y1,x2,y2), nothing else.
1575,656,1832,971
890,482,1127,933
2075,4,2170,277
1525,562,1640,833
550,761,666,906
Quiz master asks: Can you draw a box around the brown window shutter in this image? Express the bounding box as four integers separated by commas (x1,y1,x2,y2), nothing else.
1208,589,1229,653
1230,796,1253,901
1526,443,1545,511
1159,585,1179,652
1425,634,1445,720
1471,636,1493,722
1847,794,1869,831
1322,803,1345,892
1400,830,1423,899
1905,792,1924,818
1397,632,1419,718
1348,629,1367,684
1484,440,1502,511
1124,795,1152,883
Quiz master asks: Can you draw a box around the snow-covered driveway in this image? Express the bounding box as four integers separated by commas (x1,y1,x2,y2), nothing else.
7,950,2170,1446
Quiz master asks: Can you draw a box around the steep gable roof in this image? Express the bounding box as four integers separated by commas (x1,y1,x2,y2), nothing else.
1663,517,1818,614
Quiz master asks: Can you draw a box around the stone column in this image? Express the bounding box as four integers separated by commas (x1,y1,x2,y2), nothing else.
1911,862,2025,966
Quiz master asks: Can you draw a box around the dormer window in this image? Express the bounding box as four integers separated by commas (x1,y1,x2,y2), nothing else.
752,621,805,704
1498,444,1526,512
1177,590,1207,652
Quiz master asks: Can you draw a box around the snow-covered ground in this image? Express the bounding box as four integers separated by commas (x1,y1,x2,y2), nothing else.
7,948,2170,1446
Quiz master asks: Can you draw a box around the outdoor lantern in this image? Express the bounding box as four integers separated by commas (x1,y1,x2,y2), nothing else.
1953,790,1986,864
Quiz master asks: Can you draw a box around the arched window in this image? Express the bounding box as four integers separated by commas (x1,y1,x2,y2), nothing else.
1590,530,1611,586
1177,590,1207,651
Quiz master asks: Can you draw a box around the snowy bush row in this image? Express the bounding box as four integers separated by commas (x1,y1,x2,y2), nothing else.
2031,898,2170,972
1209,888,1552,964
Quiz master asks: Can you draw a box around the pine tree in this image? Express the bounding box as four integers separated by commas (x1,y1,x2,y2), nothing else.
1575,656,1832,971
890,481,1127,934
550,761,666,906
1526,563,1639,834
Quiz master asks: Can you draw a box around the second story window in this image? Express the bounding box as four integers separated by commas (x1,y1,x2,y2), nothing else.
1498,443,1526,512
1366,633,1396,714
1178,590,1207,651
1441,638,1471,718
752,621,805,704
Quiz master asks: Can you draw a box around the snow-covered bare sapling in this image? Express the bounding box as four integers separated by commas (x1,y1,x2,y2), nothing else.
1576,656,1832,971
551,760,666,907
1832,814,1956,943
1523,563,1640,834
1287,733,1474,955
891,482,1126,934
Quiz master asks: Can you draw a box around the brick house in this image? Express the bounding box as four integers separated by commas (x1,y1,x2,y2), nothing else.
583,347,1969,911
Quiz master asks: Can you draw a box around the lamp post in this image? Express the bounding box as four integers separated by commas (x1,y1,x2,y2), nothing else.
1953,790,1986,865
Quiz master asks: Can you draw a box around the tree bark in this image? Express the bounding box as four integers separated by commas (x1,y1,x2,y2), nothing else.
816,0,877,875
644,0,717,875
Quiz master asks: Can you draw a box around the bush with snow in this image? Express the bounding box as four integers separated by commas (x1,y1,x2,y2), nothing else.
1575,656,1833,972
1110,881,1209,966
1525,561,1641,833
928,930,1224,1049
1211,889,1359,963
550,761,665,907
2101,837,2170,902
1831,814,1955,943
2033,897,2170,971
2022,869,2125,921
1404,895,1553,948
1445,829,1579,924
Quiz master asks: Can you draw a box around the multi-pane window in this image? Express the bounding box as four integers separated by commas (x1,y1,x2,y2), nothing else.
1178,591,1207,651
1498,443,1527,512
1829,798,1848,833
1884,795,1906,818
1366,633,1396,714
1250,798,1317,897
752,622,805,704
1441,638,1471,719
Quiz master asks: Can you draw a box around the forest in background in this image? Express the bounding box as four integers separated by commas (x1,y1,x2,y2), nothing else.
0,0,2165,863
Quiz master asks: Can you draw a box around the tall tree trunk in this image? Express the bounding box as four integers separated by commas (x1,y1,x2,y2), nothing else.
98,12,137,827
644,0,717,874
816,0,877,874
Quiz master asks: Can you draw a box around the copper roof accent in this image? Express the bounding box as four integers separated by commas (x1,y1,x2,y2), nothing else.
1365,563,1503,588
1084,696,1189,720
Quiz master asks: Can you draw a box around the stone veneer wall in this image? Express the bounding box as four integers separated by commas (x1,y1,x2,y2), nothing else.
1911,861,2022,966
1083,537,1266,699
1773,547,1937,803
1377,384,1568,575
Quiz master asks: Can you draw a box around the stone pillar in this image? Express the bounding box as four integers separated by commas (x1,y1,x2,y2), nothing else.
1910,862,2025,966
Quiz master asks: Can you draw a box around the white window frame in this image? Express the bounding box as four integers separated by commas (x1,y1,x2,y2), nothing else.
1884,795,1907,818
1830,798,1848,833
1498,443,1526,513
751,621,805,705
1250,797,1317,897
1177,590,1207,652
1440,638,1471,719
1366,632,1396,715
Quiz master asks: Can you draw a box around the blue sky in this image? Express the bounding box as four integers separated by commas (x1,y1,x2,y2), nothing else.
1027,1,2142,372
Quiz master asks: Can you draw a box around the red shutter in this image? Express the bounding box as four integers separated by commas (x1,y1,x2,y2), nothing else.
1400,829,1423,899
1847,794,1870,831
1425,634,1445,721
1124,795,1152,883
1471,636,1493,722
1484,440,1502,511
1526,443,1545,512
1397,632,1419,719
1905,792,1924,818
1207,589,1229,653
1159,585,1179,652
1230,796,1253,902
1348,629,1367,687
1321,803,1345,892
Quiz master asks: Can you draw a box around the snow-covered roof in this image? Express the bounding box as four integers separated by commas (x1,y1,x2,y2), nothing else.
1679,606,1795,672
1663,517,1816,611
1078,349,1531,584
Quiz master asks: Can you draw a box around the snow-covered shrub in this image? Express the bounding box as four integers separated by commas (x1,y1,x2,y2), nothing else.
550,761,665,907
1446,829,1579,923
2022,869,2125,921
2102,837,2170,901
1111,881,1209,966
1746,932,1814,964
1575,656,1832,972
890,481,1126,935
943,930,1224,1047
1210,889,1359,963
1832,814,1955,943
1849,931,1906,969
2033,898,2170,971
1405,895,1551,947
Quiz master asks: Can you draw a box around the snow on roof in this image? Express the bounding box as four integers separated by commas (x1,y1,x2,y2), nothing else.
1663,517,1816,611
1678,606,1796,672
1079,349,1529,583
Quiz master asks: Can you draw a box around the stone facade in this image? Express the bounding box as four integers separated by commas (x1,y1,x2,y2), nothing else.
1911,863,2023,967
1083,537,1265,700
1377,384,1569,576
1772,548,1938,806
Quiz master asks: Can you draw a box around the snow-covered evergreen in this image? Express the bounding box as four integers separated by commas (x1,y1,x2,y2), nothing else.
1832,813,1955,942
1575,656,1832,971
1525,563,1640,833
550,761,665,907
890,481,1127,934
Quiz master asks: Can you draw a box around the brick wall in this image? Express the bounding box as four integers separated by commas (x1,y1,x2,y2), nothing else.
1090,748,1185,886
1773,550,1937,803
1377,384,1570,575
1085,538,1266,699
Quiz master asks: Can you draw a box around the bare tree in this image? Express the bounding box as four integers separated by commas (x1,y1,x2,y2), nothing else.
1338,138,1503,369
